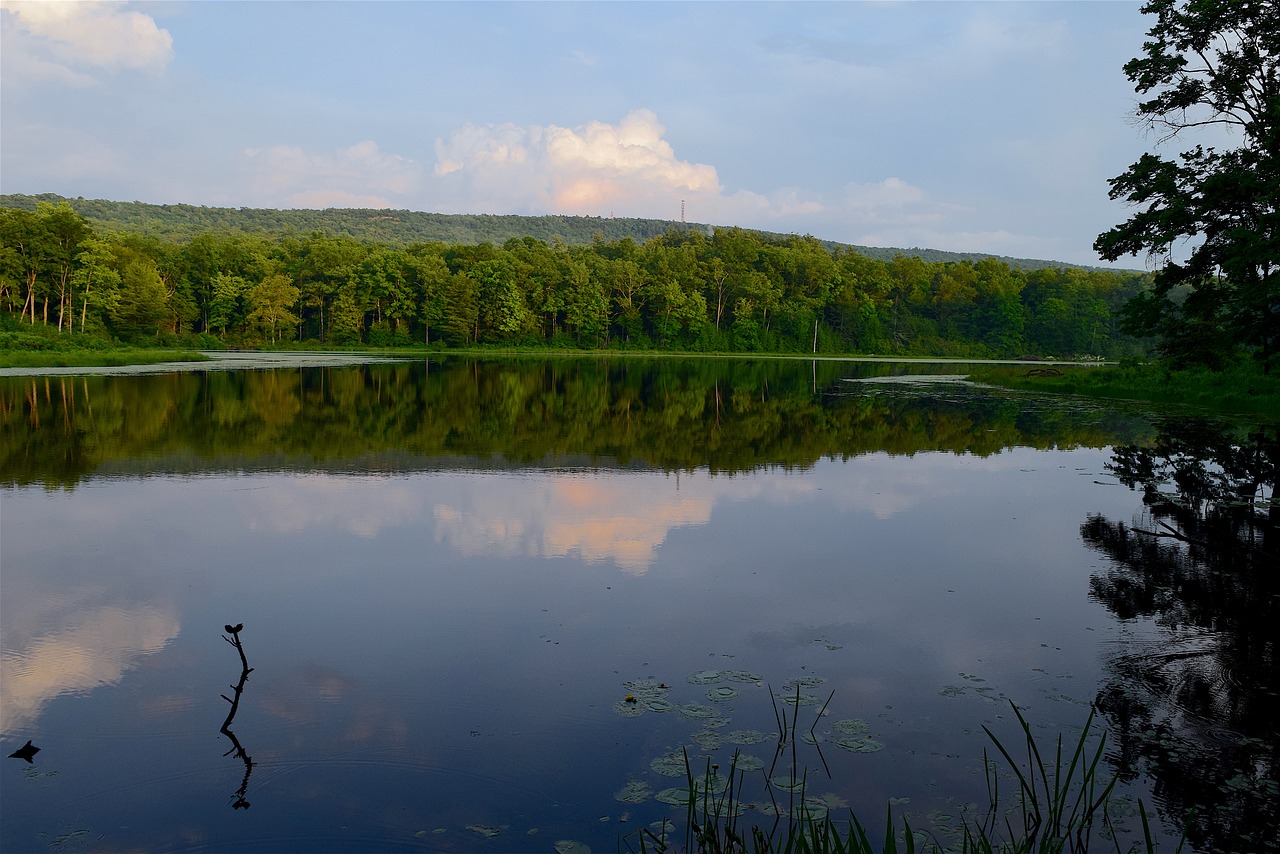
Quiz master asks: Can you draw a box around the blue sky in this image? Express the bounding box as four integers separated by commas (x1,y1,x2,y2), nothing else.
1,1,1166,265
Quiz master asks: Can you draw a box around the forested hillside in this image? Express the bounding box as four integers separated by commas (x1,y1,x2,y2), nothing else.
1,199,1152,358
1,193,1119,272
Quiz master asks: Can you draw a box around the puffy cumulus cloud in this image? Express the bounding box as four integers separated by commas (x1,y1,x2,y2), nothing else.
432,109,720,218
429,109,987,248
1,1,173,83
239,140,421,209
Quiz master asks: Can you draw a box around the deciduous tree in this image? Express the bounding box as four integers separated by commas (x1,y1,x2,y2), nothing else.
1095,0,1279,372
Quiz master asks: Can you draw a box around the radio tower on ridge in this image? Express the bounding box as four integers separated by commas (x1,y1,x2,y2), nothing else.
680,199,685,223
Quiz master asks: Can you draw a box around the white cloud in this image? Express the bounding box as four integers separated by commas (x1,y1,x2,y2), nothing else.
1,0,173,81
240,140,421,209
429,108,980,244
432,109,720,217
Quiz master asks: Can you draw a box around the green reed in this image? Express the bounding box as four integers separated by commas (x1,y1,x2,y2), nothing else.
622,698,1185,854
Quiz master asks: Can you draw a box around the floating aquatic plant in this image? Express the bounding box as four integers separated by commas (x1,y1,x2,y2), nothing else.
780,692,820,707
465,824,503,838
691,728,722,750
720,669,763,683
770,775,808,793
623,678,670,703
553,840,590,854
835,734,885,753
680,702,718,719
725,729,772,745
613,700,644,718
706,686,738,702
655,786,694,806
784,675,827,689
832,718,870,734
687,670,723,684
614,780,651,804
646,699,674,713
650,751,687,777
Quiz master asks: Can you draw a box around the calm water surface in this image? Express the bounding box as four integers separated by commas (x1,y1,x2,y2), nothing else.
1,357,1275,852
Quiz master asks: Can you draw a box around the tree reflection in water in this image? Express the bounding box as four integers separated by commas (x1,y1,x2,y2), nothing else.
1082,420,1279,853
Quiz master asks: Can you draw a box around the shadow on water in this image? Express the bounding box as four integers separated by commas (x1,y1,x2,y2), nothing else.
1082,420,1280,853
219,623,254,811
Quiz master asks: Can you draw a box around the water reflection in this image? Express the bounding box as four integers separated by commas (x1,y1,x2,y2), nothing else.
2,358,1238,852
1,602,180,732
1083,420,1280,853
0,357,1154,489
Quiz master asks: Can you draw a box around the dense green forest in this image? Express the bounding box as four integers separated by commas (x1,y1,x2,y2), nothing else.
1,198,1151,358
0,192,1121,271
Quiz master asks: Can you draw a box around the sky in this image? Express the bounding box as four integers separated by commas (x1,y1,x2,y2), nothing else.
0,1,1174,266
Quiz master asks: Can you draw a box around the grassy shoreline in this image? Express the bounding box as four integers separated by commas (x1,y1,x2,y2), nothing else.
0,348,211,369
968,362,1280,418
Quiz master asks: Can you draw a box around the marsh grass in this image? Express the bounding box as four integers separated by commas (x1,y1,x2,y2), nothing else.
624,698,1184,854
969,362,1280,416
0,348,210,368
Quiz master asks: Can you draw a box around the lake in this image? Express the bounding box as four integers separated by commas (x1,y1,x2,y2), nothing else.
1,355,1276,853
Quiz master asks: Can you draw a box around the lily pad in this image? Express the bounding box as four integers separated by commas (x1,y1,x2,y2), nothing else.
691,728,722,750
613,700,644,718
680,703,719,718
835,734,885,753
687,670,723,684
655,787,694,806
623,678,670,703
781,692,820,707
784,675,827,689
466,824,503,838
832,718,870,734
614,780,652,803
726,730,772,745
732,753,765,772
555,841,591,854
720,669,763,683
646,699,675,713
771,775,808,793
651,752,687,777
707,686,739,702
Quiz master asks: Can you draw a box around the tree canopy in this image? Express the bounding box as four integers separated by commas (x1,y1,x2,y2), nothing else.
0,201,1152,359
1095,0,1279,372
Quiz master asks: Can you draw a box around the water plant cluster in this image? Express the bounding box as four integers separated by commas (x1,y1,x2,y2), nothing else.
606,667,1178,854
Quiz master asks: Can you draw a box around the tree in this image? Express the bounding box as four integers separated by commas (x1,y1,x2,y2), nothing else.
110,259,169,339
246,273,300,343
71,236,121,333
1094,0,1279,372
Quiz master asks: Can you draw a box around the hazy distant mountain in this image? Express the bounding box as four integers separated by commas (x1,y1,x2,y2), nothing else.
0,193,1112,272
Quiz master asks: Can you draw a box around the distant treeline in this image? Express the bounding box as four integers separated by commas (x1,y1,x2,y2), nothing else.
1,193,1129,272
1,199,1152,358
